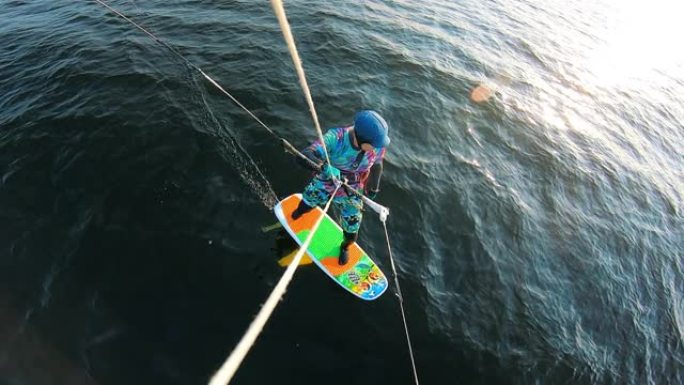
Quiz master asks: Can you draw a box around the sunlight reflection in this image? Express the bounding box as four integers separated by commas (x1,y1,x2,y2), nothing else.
587,0,684,85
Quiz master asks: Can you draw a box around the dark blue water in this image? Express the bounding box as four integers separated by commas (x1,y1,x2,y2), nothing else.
1,1,682,384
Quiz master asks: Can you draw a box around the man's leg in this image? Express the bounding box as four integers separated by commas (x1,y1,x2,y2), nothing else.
291,200,313,220
292,179,330,220
337,194,363,265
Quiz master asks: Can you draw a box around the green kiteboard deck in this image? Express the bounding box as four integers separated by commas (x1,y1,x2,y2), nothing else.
274,194,388,300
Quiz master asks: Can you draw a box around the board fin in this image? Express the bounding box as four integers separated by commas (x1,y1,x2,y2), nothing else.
261,222,283,233
277,249,312,267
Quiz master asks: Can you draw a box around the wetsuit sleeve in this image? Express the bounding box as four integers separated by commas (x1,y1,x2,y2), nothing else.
296,146,322,171
365,148,385,195
296,129,337,171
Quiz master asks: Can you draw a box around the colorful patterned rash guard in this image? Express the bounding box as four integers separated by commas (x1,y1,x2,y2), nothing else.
302,126,386,197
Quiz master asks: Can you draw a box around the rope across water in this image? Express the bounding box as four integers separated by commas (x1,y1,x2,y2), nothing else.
208,185,341,385
270,0,331,166
210,3,337,382
91,0,278,139
93,0,387,215
383,220,420,385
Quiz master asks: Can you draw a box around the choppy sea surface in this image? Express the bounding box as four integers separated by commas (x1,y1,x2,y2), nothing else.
1,1,682,384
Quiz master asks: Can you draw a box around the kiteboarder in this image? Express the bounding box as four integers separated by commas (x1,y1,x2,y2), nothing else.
291,110,390,265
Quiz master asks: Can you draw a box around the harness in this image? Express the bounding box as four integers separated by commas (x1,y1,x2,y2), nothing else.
340,150,367,183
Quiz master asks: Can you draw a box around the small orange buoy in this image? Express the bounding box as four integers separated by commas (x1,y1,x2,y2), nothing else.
470,84,494,103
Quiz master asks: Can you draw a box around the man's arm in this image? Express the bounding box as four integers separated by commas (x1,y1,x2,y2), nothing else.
365,148,386,198
295,128,338,171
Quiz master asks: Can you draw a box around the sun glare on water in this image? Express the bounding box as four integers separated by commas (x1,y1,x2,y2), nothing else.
587,0,684,85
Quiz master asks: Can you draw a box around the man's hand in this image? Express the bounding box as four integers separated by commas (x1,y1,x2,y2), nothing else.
322,162,341,181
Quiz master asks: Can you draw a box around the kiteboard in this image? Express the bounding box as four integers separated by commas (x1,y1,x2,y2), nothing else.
273,194,388,300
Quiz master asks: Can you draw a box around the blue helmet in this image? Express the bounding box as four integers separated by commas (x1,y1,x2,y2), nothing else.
354,110,390,148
